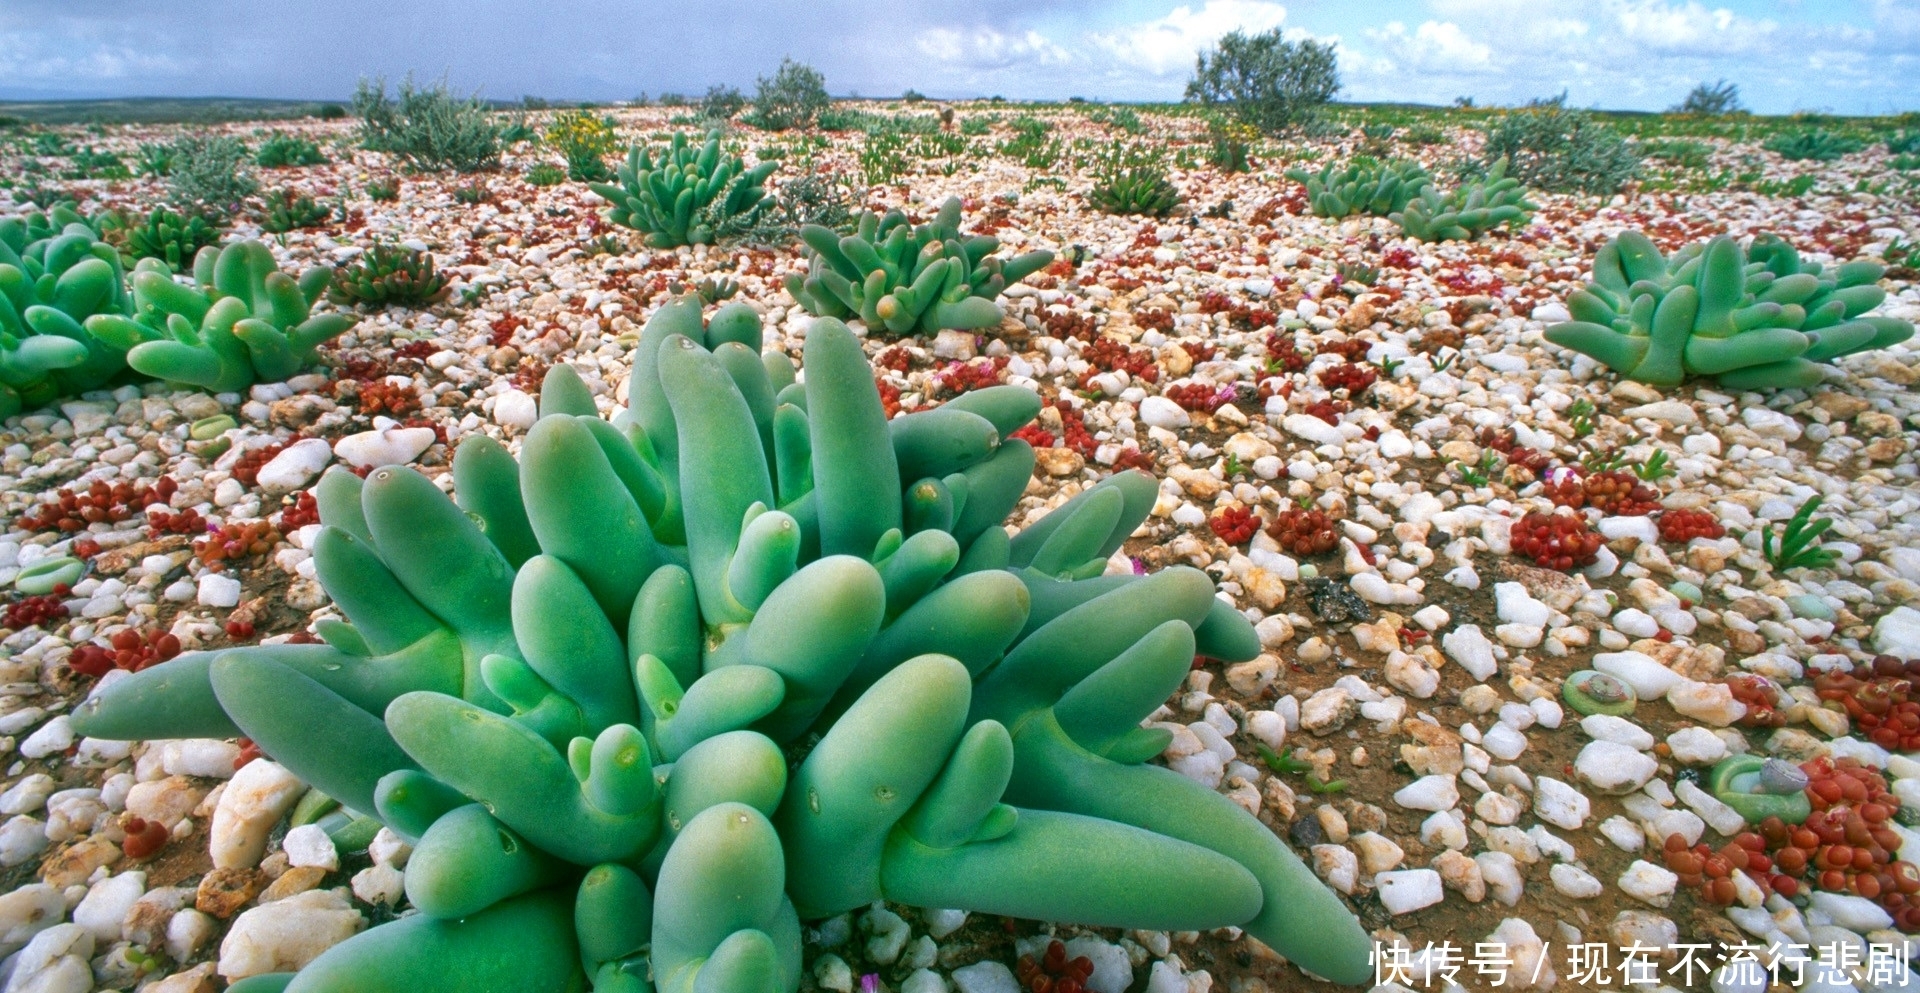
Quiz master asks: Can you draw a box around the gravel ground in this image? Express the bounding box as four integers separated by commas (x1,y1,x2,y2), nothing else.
3,105,1920,993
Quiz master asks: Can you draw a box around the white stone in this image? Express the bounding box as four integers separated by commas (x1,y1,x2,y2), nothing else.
1441,625,1498,681
0,884,65,957
1532,777,1590,830
210,760,306,869
72,871,145,943
1477,852,1523,906
197,573,243,609
1494,583,1551,627
1138,397,1190,431
1486,918,1555,989
1808,891,1894,933
1873,606,1920,659
255,439,334,495
1481,723,1527,762
1549,863,1603,899
1375,869,1445,915
1667,679,1747,726
1618,860,1680,907
5,924,93,993
282,824,339,871
1667,726,1730,765
1580,714,1655,750
165,909,218,963
951,960,1021,993
1599,815,1645,851
1575,740,1659,794
217,889,367,980
1312,844,1359,895
923,908,967,940
0,816,49,866
161,739,243,779
18,718,73,761
1675,779,1748,836
1063,937,1132,993
334,425,437,469
351,864,405,908
1593,651,1684,698
494,389,539,430
1393,775,1459,812
1611,608,1660,638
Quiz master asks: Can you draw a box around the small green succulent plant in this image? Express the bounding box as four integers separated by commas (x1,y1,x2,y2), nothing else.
589,130,777,248
1544,230,1913,389
84,240,355,392
1088,165,1183,217
74,296,1373,991
328,242,450,308
1391,157,1537,242
1285,157,1432,218
114,205,225,271
785,196,1054,337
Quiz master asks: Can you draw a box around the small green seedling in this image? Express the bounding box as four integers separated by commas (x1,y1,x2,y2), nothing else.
1759,494,1840,572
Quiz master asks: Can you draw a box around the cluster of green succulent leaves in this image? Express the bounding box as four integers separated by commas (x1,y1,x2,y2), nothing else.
1544,230,1913,390
0,205,354,414
1087,159,1183,217
589,131,776,249
112,205,225,272
260,190,331,234
82,240,356,393
327,242,450,308
1285,157,1432,218
0,207,135,418
785,197,1055,337
1762,128,1865,162
74,295,1374,992
1391,157,1538,242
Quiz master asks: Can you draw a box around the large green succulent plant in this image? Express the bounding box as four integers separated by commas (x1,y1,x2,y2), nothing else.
1285,157,1432,218
1544,231,1913,389
0,212,134,419
328,241,450,308
84,240,356,392
1391,157,1536,242
785,197,1054,337
114,205,225,272
1088,165,1183,217
74,295,1372,991
589,130,777,248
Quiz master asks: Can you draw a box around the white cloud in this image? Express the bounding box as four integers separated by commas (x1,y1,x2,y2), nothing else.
1364,19,1493,71
915,26,1073,69
1610,0,1776,54
1088,0,1291,75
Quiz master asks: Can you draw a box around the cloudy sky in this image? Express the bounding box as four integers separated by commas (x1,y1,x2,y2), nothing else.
3,0,1916,114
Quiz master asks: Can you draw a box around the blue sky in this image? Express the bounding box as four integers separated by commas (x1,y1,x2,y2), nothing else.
2,1,1916,114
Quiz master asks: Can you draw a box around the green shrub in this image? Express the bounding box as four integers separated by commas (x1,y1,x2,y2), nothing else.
167,134,258,209
66,148,130,180
134,142,174,177
353,75,503,173
255,133,328,168
526,163,566,187
750,58,829,131
1887,131,1920,155
1762,129,1865,162
545,110,620,182
316,103,348,120
367,179,400,201
1671,79,1744,115
1640,138,1711,170
748,170,858,241
589,130,776,247
1185,28,1339,134
859,133,909,187
701,85,746,122
959,116,991,137
1207,117,1255,173
1476,95,1640,195
499,115,537,145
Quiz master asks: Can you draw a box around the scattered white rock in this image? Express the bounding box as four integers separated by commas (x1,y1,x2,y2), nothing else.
1375,870,1445,915
1617,860,1680,907
1667,726,1730,765
210,760,306,869
494,389,539,430
283,824,339,871
1549,863,1603,899
1393,775,1460,812
1575,740,1659,794
217,889,367,980
255,438,334,495
334,424,437,469
1441,625,1498,681
1532,777,1590,830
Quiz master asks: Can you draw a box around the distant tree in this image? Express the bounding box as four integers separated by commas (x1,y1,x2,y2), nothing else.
902,89,927,103
752,58,829,131
658,92,689,107
1452,95,1476,110
702,84,746,121
1671,79,1744,116
1185,28,1339,134
522,95,551,110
